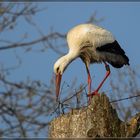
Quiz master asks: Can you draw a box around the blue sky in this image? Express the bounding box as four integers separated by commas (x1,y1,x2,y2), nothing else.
1,2,140,110
1,2,140,136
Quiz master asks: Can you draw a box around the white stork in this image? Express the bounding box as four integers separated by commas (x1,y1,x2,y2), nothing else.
54,24,129,101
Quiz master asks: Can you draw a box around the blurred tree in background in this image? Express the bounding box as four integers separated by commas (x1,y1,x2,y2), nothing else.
0,3,140,137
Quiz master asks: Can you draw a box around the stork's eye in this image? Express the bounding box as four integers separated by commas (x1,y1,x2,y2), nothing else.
56,67,59,73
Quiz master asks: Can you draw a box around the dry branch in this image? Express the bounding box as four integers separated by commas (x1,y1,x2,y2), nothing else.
49,94,140,138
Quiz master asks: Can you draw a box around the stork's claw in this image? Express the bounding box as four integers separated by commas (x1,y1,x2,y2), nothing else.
87,91,100,97
87,91,100,105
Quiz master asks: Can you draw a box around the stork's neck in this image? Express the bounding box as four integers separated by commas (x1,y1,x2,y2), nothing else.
59,50,79,73
60,51,78,67
65,50,78,62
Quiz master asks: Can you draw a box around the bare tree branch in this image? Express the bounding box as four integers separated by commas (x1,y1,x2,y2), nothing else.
0,32,66,51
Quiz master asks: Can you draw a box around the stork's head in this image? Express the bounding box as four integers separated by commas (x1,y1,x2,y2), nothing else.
54,56,69,101
54,51,78,101
54,56,68,75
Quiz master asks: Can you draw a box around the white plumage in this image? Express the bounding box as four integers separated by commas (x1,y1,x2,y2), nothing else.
54,24,129,101
67,24,114,50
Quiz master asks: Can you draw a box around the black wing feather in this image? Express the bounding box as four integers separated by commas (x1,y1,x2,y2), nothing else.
96,40,125,55
96,40,129,67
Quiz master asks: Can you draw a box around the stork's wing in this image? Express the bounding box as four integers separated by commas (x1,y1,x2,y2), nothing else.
87,25,116,49
96,40,125,55
96,40,129,67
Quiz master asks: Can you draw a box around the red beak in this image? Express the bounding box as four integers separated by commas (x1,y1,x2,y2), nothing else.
55,72,62,101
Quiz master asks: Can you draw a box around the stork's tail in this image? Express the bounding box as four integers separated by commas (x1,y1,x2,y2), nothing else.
109,54,129,68
97,40,129,68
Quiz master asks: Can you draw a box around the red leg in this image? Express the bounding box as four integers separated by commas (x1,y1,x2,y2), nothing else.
87,68,91,95
88,62,110,97
87,69,92,103
85,64,92,103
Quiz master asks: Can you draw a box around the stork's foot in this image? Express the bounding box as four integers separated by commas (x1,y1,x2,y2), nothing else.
87,91,100,105
87,91,100,98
